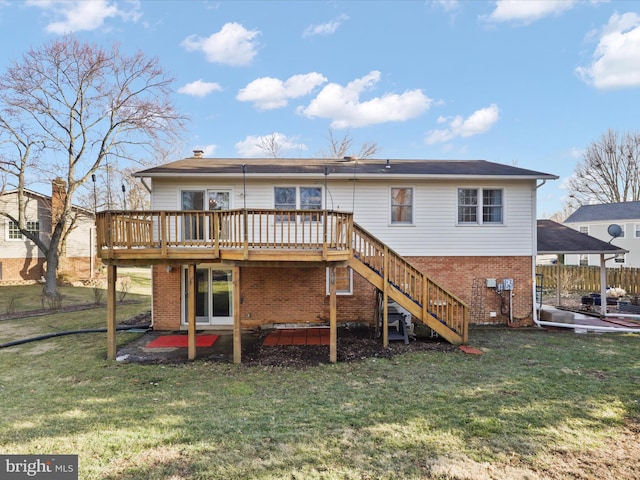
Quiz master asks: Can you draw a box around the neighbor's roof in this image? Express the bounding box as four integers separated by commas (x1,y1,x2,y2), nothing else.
135,157,558,180
537,219,627,255
0,188,94,215
564,201,640,223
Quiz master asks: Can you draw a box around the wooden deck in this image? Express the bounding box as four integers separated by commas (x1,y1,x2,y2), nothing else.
96,209,469,364
96,209,352,263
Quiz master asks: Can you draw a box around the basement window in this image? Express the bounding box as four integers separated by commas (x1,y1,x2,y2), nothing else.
326,267,353,295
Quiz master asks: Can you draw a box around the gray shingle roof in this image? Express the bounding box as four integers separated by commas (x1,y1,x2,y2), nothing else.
135,157,558,179
537,219,627,254
564,201,640,223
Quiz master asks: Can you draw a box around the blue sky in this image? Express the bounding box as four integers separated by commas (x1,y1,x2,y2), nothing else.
1,1,640,217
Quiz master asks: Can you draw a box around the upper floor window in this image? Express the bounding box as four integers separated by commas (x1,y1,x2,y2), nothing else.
274,187,322,221
390,187,413,225
7,220,39,241
635,224,640,238
457,188,503,225
579,226,589,235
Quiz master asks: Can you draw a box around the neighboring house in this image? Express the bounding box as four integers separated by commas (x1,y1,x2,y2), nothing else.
563,201,640,268
0,179,96,282
96,155,557,362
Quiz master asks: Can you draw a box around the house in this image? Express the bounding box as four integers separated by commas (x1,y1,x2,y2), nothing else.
563,201,640,268
96,155,557,362
0,178,96,282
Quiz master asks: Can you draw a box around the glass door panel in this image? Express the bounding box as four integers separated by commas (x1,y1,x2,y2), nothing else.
183,267,233,326
181,191,205,241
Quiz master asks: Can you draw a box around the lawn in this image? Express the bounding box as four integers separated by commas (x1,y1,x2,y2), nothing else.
0,275,638,479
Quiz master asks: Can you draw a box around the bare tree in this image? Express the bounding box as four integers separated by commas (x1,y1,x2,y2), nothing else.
0,35,186,297
567,129,640,205
318,129,380,159
256,133,284,158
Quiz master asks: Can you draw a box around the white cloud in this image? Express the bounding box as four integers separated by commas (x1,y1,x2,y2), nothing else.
237,73,327,110
178,80,223,97
303,14,349,37
483,0,575,25
26,0,141,33
181,22,260,66
425,104,500,144
576,12,640,89
235,133,307,158
298,71,432,128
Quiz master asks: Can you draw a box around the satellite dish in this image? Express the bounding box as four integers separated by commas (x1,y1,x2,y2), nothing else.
608,224,623,238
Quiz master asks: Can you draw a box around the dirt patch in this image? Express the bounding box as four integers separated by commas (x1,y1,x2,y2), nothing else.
241,325,457,367
116,322,457,367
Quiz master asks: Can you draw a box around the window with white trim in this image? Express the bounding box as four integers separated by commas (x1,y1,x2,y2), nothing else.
390,187,413,225
579,226,589,235
579,254,588,266
635,224,640,238
326,267,353,295
619,225,625,238
274,186,322,221
457,188,503,224
7,220,39,241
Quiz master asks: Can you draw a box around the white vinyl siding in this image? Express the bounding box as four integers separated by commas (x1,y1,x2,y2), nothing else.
150,178,536,257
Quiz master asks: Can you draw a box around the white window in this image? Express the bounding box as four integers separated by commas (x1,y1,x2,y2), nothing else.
326,267,353,295
579,226,589,235
635,224,640,238
579,254,588,266
7,220,39,241
457,188,503,224
390,187,413,225
274,187,322,221
619,225,626,238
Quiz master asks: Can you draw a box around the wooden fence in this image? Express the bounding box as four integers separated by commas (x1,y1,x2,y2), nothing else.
536,265,640,296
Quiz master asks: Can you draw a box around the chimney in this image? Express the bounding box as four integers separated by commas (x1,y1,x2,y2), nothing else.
51,177,67,231
193,149,204,158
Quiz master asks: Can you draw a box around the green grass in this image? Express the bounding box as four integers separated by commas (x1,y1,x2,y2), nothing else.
0,277,638,478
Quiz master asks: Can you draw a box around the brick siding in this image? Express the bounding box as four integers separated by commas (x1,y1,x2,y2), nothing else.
150,256,534,331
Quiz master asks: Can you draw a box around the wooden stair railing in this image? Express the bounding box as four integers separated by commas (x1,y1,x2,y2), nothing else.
349,223,468,345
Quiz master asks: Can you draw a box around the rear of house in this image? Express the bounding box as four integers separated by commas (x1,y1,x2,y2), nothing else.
126,156,556,334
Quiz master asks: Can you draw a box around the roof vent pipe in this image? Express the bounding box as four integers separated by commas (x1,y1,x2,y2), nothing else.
193,149,204,158
385,159,391,169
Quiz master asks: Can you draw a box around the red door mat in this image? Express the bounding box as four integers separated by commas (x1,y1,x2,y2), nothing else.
263,328,329,346
146,335,219,348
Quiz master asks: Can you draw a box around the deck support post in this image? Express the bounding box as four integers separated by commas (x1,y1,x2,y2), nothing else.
329,265,337,363
106,264,117,360
233,266,242,364
187,263,197,360
382,246,389,348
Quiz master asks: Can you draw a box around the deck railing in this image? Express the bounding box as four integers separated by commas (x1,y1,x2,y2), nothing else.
352,224,468,342
96,209,352,258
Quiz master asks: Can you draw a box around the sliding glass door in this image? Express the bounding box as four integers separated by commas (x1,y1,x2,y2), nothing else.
183,267,233,326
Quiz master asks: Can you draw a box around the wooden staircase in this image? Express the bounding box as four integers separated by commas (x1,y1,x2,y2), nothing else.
349,223,468,345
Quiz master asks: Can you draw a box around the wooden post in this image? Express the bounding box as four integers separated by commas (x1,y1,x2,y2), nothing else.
329,265,337,363
383,246,389,348
106,264,117,360
556,254,563,306
600,253,607,317
187,264,196,360
233,266,242,364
